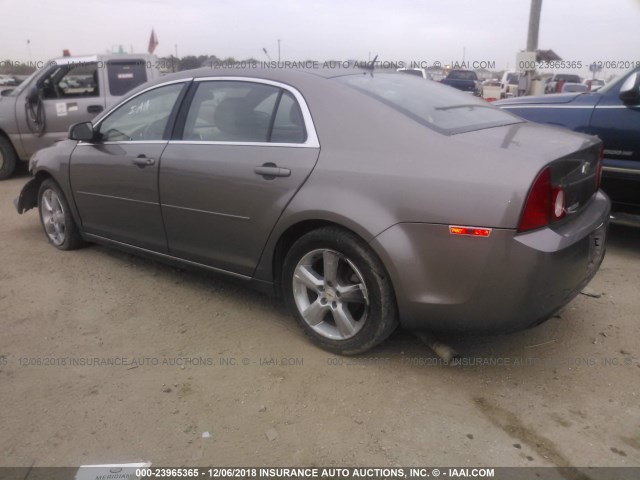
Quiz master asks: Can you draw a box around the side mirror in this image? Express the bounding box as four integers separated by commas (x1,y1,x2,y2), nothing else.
619,72,640,103
26,85,40,105
69,122,95,142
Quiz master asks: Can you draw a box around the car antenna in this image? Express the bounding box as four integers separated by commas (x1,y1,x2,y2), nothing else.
359,55,378,76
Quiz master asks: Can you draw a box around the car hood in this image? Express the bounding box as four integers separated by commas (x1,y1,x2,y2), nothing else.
495,92,585,106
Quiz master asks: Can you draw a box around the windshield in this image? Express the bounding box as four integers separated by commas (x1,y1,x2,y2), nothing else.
596,72,629,94
6,69,41,97
336,73,522,135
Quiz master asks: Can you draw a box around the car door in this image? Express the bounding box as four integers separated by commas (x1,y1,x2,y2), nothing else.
159,78,320,277
589,74,640,163
69,80,189,252
15,61,107,157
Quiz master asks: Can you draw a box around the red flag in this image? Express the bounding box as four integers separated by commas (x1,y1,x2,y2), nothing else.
148,29,159,54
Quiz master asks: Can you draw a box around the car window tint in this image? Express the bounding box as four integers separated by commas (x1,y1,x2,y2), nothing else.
271,91,307,143
337,73,522,135
98,83,183,141
107,60,148,96
41,62,100,99
183,81,279,142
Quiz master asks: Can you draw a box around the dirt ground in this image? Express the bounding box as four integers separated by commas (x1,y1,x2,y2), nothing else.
1,166,639,468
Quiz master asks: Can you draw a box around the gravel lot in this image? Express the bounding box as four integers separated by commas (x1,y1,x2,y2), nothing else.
1,165,639,468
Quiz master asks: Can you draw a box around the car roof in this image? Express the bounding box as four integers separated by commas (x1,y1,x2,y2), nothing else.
123,67,373,98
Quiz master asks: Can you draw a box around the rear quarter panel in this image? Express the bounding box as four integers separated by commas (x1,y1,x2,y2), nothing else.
253,75,598,282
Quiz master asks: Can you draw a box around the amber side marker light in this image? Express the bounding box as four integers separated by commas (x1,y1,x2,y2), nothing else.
449,226,492,237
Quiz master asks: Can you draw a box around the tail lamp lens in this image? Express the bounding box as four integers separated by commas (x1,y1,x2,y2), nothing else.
518,166,566,232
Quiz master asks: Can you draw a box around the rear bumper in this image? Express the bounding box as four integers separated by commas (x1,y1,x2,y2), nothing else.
370,191,611,334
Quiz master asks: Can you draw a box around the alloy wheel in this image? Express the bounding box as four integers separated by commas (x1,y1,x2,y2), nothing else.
292,248,370,340
40,188,66,246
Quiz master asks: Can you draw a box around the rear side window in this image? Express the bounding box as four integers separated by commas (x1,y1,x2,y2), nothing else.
107,60,148,96
337,73,522,135
271,91,307,143
182,81,306,143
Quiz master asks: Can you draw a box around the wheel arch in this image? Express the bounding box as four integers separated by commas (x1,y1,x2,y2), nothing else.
0,128,18,152
15,170,55,213
0,128,20,179
269,217,393,300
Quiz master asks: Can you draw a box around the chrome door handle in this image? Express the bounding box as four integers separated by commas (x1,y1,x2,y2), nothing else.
132,155,155,167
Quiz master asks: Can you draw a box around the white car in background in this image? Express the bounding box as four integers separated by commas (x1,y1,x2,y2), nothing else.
397,68,432,80
499,70,519,98
583,78,606,92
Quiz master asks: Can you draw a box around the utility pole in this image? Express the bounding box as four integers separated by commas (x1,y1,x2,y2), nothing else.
277,39,281,62
524,0,543,95
526,0,543,51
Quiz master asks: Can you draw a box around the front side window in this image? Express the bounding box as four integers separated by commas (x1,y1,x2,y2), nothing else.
40,62,99,99
98,83,184,141
182,81,306,143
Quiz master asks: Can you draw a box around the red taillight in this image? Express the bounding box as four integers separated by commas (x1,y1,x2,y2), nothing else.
518,166,566,232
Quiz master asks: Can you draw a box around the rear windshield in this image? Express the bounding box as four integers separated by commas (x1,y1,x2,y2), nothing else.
447,70,477,80
336,73,522,135
556,74,581,83
506,73,519,84
107,60,148,96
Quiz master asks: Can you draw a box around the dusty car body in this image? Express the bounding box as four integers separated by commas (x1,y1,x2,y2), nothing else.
16,68,610,354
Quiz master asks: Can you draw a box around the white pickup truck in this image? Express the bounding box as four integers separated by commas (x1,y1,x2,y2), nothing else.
0,53,160,179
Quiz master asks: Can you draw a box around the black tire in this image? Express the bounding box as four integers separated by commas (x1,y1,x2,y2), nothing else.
37,179,85,250
282,226,398,355
0,136,17,180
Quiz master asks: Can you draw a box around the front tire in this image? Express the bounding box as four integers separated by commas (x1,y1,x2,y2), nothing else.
282,227,398,355
38,179,85,250
0,136,17,180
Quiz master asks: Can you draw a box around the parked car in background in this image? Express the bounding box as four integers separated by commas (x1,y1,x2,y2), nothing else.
561,82,588,93
545,73,582,93
0,53,159,180
500,70,519,98
584,78,606,92
0,75,18,86
481,78,501,101
496,67,640,217
16,68,609,354
397,67,432,80
440,69,480,94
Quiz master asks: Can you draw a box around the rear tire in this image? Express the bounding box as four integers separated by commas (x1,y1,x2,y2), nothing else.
282,227,398,355
0,136,17,180
38,179,85,250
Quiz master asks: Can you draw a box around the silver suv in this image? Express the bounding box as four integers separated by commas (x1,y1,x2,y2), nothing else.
0,53,160,179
